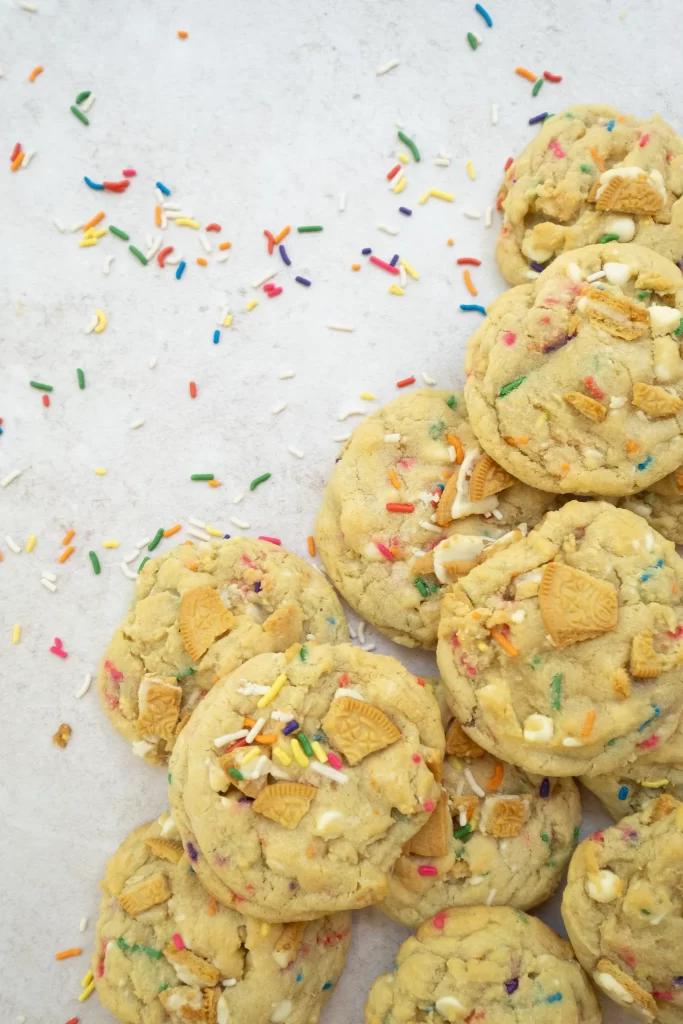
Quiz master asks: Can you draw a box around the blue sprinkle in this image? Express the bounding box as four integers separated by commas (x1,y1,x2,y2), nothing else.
254,581,262,593
295,275,311,286
213,330,220,344
328,616,336,624
546,993,562,1003
279,244,291,266
283,720,300,736
84,176,104,190
529,260,545,272
529,112,549,125
674,977,683,987
618,785,629,801
399,206,412,215
638,707,661,732
296,972,303,983
460,304,487,315
361,247,372,255
0,428,4,435
176,260,186,280
539,777,550,798
474,2,493,26
390,254,400,266
637,455,653,471
223,533,231,539
606,119,616,131
656,559,664,568
186,841,198,862
156,181,171,195
322,981,333,991
640,574,650,582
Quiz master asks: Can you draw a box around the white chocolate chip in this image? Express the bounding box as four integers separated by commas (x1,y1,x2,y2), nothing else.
314,810,346,838
271,1000,293,1023
586,869,623,903
603,262,632,288
217,995,230,1024
432,534,488,583
610,396,627,409
566,261,583,283
510,609,526,623
649,304,681,336
523,714,554,743
602,215,636,242
434,995,467,1020
562,737,583,747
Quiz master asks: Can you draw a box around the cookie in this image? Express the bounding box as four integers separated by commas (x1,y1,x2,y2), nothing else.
622,464,683,542
92,813,351,1024
364,906,601,1024
496,104,683,285
379,698,581,927
315,389,557,649
437,500,683,777
167,643,444,921
562,797,683,1023
465,243,683,496
97,539,348,765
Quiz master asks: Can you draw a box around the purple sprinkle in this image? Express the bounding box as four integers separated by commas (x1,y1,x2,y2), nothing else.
289,880,298,890
295,275,311,286
529,260,545,272
390,254,399,266
223,533,231,539
529,111,549,125
361,247,372,255
505,978,519,995
279,244,291,266
540,777,550,798
673,977,683,987
283,719,299,736
238,796,252,804
186,842,198,862
398,206,412,216
543,335,571,353
254,581,262,593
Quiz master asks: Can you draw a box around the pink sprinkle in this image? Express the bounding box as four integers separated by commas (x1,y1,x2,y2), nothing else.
620,948,637,969
50,646,68,658
424,800,435,812
263,283,277,292
172,933,185,950
397,457,418,469
122,168,137,177
432,911,447,930
375,541,395,561
267,287,283,297
549,140,566,158
653,992,673,1001
257,536,281,545
639,134,650,148
502,331,516,346
53,636,64,647
592,830,605,844
412,753,422,763
327,751,343,771
417,864,438,876
637,734,659,750
105,659,124,682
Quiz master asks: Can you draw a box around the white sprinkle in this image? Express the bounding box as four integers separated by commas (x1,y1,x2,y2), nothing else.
448,445,457,463
233,493,244,505
103,255,115,275
216,253,230,263
218,307,229,326
160,211,167,229
54,218,67,233
610,396,627,409
79,917,89,932
327,323,355,332
164,253,181,265
187,526,211,542
84,314,98,335
70,223,82,233
420,521,443,533
130,418,145,429
20,2,38,10
41,571,57,582
486,888,497,905
384,433,401,443
155,187,165,204
41,578,57,592
136,536,151,548
199,232,212,254
223,978,238,987
491,103,499,125
237,682,271,696
145,235,162,260
288,446,304,459
22,149,36,168
75,674,93,699
164,209,180,219
338,409,364,421
188,516,206,529
123,549,140,564
348,624,357,639
490,507,503,520
149,357,157,368
252,269,278,289
377,223,399,236
246,717,266,744
399,264,407,287
472,30,483,43
357,620,366,644
271,402,287,414
279,370,295,379
376,58,400,76
421,372,436,386
80,93,95,113
363,643,376,651
121,562,137,580
231,517,250,529
214,729,249,749
310,760,349,784
6,536,21,554
586,270,606,282
434,158,450,167
338,192,347,212
510,609,526,623
485,206,493,228
464,768,486,798
163,202,181,211
333,433,351,442
463,209,482,220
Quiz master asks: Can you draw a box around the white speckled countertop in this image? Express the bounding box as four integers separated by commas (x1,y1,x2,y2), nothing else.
3,0,678,1020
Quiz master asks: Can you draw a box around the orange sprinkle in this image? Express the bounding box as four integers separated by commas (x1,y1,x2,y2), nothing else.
155,204,162,227
487,763,504,790
515,66,537,81
0,552,3,561
208,479,221,487
255,733,277,744
351,263,361,271
306,844,315,859
218,241,232,251
186,562,198,571
273,225,291,244
389,468,401,490
196,257,208,266
446,433,465,464
62,528,75,546
490,628,518,657
28,64,44,82
673,582,679,595
163,524,182,537
441,468,453,480
177,30,188,38
243,717,257,727
207,899,217,916
560,462,570,473
55,948,81,961
589,146,605,172
11,150,25,172
82,210,105,233
504,435,529,446
447,238,454,246
307,535,316,557
625,440,639,453
581,709,596,737
463,269,478,296
58,545,75,564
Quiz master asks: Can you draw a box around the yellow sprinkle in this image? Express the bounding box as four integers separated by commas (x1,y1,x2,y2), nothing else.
81,969,94,988
260,922,271,936
476,642,489,652
430,189,455,202
535,413,548,430
640,778,670,788
78,981,96,1003
83,227,96,239
204,525,223,538
311,741,328,764
257,672,287,708
419,191,431,205
78,237,98,248
273,746,292,766
92,228,107,239
12,624,21,644
223,314,233,327
399,259,420,281
25,535,36,553
397,152,409,164
102,540,119,549
359,392,375,400
94,309,108,334
466,160,476,180
175,217,200,228
245,299,258,312
291,737,309,767
393,176,407,194
389,285,405,295
239,745,262,766
94,467,107,476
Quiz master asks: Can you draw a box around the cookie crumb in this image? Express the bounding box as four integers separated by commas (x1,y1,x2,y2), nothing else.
52,723,72,748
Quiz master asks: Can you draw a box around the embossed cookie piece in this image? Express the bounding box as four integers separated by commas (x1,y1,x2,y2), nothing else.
593,959,657,1021
202,987,220,1024
583,288,649,341
163,943,222,987
632,381,683,418
137,675,182,742
539,561,618,648
119,872,171,916
563,391,607,422
481,795,528,838
160,986,206,1022
406,791,450,857
179,586,234,661
252,781,317,828
144,836,185,863
630,631,664,678
445,719,485,758
322,696,402,765
468,454,516,502
434,468,461,527
272,921,307,968
595,173,665,216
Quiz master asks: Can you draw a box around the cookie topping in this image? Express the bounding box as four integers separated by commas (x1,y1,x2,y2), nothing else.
595,167,666,215
632,382,683,419
179,586,234,661
321,696,401,765
539,562,618,648
563,391,607,422
137,676,182,742
119,873,172,917
252,781,317,828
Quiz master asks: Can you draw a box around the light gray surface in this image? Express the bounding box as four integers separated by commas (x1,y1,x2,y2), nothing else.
1,0,674,1020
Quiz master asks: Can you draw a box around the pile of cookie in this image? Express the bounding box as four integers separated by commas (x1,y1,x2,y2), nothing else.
89,104,683,1024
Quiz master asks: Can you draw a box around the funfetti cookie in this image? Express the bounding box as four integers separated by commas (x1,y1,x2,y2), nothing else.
168,643,444,922
465,244,683,497
497,104,683,285
437,500,683,777
364,906,602,1024
622,465,683,543
98,539,348,765
562,796,683,1023
92,813,351,1024
315,389,557,649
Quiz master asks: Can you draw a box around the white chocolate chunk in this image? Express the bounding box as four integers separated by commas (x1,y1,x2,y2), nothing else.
586,869,623,903
435,994,467,1021
603,262,632,287
566,262,583,283
314,810,346,838
602,215,635,242
433,534,488,584
523,714,554,743
649,304,681,335
271,1000,293,1023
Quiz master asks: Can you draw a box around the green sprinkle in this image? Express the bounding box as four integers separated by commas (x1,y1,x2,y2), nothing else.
573,825,580,844
176,667,196,680
148,528,164,552
414,577,429,599
70,104,89,125
77,368,85,389
641,908,651,915
532,78,544,97
138,556,150,573
429,419,445,439
76,90,92,104
191,473,214,481
228,767,244,781
30,381,53,392
129,244,148,265
498,376,526,397
599,233,620,243
466,31,478,50
300,645,308,661
250,472,271,491
541,833,549,843
109,225,130,240
397,130,420,162
88,550,101,575
453,823,472,840
167,773,172,783
298,732,314,757
116,937,162,960
637,291,650,301
455,848,465,859
579,163,592,173
158,984,169,993
297,225,323,233
530,656,542,670
550,673,563,711
675,320,683,337
446,395,457,409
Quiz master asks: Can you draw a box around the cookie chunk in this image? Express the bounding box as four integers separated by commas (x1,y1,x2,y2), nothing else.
497,104,683,285
168,643,444,921
437,501,683,776
315,389,557,649
97,539,348,765
562,797,683,1022
379,698,581,927
92,814,351,1024
365,906,601,1024
465,244,683,496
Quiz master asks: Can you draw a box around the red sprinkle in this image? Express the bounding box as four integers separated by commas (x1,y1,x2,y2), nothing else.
386,163,401,181
338,673,350,688
584,375,605,399
10,142,21,161
189,381,197,399
157,245,174,268
122,168,137,177
424,800,435,812
42,393,50,407
205,223,222,232
396,376,416,388
502,331,517,346
504,156,514,171
653,992,673,1001
432,912,447,930
263,230,275,255
225,737,248,755
263,283,277,292
102,180,130,192
385,502,415,513
639,134,650,148
543,70,563,82
369,255,400,275
65,1018,80,1024
637,734,659,750
417,865,438,877
457,257,482,266
266,287,283,297
50,646,68,658
496,194,504,211
258,536,282,545
171,933,185,950
416,677,425,686
375,540,395,560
